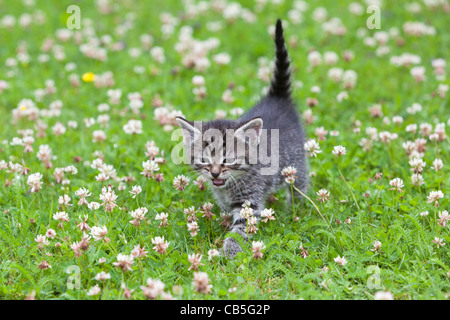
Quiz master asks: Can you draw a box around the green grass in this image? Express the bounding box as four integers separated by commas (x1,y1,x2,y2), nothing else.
0,0,449,300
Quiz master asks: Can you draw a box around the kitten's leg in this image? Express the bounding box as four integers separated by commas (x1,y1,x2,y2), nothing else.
222,211,247,259
222,203,263,259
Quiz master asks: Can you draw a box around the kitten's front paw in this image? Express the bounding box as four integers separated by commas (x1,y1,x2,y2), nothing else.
222,237,243,259
222,225,248,259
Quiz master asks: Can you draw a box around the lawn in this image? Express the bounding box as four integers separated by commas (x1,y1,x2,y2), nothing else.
0,0,449,300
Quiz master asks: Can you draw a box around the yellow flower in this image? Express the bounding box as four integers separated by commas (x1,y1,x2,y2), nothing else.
82,72,95,82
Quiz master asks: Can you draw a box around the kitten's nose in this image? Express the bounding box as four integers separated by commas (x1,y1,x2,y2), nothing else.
211,167,221,178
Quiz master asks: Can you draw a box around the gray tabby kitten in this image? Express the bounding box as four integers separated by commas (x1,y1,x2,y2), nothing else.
176,19,308,258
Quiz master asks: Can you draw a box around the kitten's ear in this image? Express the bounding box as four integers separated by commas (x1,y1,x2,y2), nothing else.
176,117,202,145
234,118,263,145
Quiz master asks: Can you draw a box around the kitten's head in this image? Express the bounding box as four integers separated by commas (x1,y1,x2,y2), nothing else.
176,116,263,188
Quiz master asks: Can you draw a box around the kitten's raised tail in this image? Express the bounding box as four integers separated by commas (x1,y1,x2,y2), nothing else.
268,19,291,99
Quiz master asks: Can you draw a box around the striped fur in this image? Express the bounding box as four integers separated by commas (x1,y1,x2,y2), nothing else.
176,19,308,259
268,19,291,98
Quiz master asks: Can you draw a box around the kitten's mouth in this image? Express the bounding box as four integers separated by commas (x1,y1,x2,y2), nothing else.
212,178,226,187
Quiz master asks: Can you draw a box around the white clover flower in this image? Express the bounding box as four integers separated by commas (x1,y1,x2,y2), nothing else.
88,202,101,210
53,211,69,222
409,158,426,173
427,190,444,207
141,278,166,299
411,173,424,187
260,208,276,222
431,159,443,171
371,240,382,252
75,187,91,198
87,284,101,296
316,189,330,203
152,236,169,254
129,185,142,198
192,75,205,86
304,139,322,157
45,229,56,239
155,212,168,221
187,221,199,237
192,271,212,294
123,119,143,134
113,253,134,272
281,166,297,177
58,194,71,206
213,53,231,65
420,211,429,217
91,226,108,241
251,241,266,259
374,291,394,300
332,145,346,157
389,178,404,192
35,235,50,246
208,249,220,261
173,175,190,191
334,256,348,266
27,172,43,192
95,271,111,281
240,206,254,219
432,237,445,248
308,51,322,66
130,207,148,220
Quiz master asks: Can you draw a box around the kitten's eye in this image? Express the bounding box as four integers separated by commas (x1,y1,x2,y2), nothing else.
223,158,237,165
